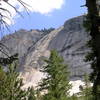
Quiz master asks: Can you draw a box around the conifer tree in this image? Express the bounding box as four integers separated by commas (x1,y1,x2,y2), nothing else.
70,94,78,100
80,73,92,100
27,87,36,100
0,61,28,100
84,0,100,99
0,66,7,100
39,50,71,100
36,89,42,100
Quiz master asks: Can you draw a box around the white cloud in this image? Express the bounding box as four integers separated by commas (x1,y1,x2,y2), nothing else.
24,0,64,14
0,0,65,25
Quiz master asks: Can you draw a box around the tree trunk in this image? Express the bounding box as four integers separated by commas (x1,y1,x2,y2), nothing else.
86,0,100,99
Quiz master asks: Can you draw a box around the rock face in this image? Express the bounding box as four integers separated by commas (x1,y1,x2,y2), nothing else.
0,16,92,79
1,29,43,57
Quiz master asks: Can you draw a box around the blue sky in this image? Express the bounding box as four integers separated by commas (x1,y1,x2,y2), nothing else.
3,0,87,35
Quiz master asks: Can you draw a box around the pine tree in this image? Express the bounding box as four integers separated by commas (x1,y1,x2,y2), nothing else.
0,66,7,100
84,0,100,99
36,89,42,100
0,61,28,100
27,87,36,100
80,73,92,100
38,50,71,100
70,94,78,100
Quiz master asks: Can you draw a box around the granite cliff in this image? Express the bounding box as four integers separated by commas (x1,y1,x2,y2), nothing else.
0,16,92,81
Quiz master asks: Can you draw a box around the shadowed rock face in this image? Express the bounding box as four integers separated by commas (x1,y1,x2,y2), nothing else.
0,16,92,78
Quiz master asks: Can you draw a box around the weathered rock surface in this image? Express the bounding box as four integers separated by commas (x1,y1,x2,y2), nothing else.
0,16,92,79
22,16,92,77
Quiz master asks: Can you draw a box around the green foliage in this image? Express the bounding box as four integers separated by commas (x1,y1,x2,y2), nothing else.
39,50,71,100
0,66,7,100
79,74,93,100
83,15,92,32
70,94,78,100
84,0,100,99
36,89,43,100
27,87,36,100
0,62,28,100
41,27,55,34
